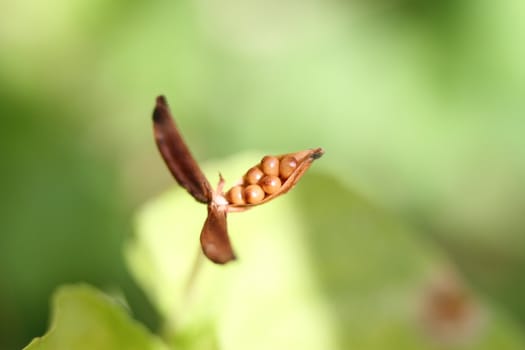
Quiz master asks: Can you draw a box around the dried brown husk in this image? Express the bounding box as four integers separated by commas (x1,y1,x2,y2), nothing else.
153,96,323,264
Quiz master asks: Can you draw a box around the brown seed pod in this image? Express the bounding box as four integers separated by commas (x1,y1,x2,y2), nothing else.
152,96,212,203
244,166,264,185
260,175,281,194
200,204,235,264
227,147,324,209
244,184,265,204
261,156,280,176
153,96,233,264
153,95,324,265
279,155,298,179
227,185,245,205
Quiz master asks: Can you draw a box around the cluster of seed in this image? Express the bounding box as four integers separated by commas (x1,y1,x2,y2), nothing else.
226,155,298,205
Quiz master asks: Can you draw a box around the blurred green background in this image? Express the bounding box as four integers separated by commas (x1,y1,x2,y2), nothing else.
1,0,525,349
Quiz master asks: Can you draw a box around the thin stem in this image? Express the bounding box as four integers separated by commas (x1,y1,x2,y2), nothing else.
162,244,205,344
183,244,205,300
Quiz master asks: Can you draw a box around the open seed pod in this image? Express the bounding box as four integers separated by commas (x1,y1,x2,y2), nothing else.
152,95,324,265
225,148,324,210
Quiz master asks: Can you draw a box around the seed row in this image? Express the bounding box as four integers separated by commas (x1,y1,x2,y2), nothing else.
226,155,298,205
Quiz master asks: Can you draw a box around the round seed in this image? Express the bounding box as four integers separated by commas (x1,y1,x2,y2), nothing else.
260,175,281,195
261,156,280,176
227,185,245,205
244,184,265,204
244,166,264,185
279,155,298,179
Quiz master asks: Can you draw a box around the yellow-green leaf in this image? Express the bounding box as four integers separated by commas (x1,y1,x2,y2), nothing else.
23,284,169,350
127,152,525,350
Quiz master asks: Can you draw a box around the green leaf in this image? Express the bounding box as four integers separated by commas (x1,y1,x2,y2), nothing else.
127,152,525,350
23,284,169,350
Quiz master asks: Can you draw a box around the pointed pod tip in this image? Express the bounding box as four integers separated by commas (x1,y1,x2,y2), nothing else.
202,242,237,264
311,147,325,160
156,95,167,106
153,95,169,123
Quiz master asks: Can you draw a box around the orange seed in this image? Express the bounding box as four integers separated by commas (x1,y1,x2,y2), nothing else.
244,184,265,204
260,175,281,194
279,155,298,179
261,156,280,176
244,166,264,185
227,185,245,205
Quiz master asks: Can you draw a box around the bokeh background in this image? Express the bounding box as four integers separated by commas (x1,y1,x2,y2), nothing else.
1,0,524,349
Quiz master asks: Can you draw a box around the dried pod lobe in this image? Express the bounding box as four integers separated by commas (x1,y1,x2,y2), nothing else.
152,96,213,203
226,147,324,208
200,204,235,264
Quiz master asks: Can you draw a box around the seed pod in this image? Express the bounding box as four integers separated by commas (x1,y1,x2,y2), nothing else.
261,156,280,176
244,166,264,185
227,185,245,205
260,175,281,194
153,96,233,264
227,147,324,209
244,184,265,204
152,96,212,203
153,95,324,265
200,204,235,264
279,155,297,179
